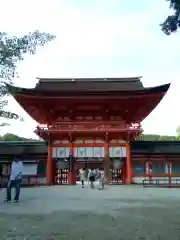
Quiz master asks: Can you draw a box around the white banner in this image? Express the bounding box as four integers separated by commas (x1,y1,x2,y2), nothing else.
93,147,104,157
109,147,126,157
86,147,93,157
74,147,104,157
77,147,86,157
52,147,70,158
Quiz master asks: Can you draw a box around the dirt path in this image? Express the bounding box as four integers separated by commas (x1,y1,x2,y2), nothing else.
1,185,180,239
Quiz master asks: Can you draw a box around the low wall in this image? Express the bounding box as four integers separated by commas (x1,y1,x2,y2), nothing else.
1,175,46,187
132,176,180,184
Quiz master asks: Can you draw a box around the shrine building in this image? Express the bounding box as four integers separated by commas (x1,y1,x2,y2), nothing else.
6,77,171,185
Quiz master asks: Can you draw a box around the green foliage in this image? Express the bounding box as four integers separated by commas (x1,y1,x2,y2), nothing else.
0,110,23,122
0,30,55,122
136,134,180,141
0,133,39,141
161,0,180,35
0,31,55,84
176,126,180,136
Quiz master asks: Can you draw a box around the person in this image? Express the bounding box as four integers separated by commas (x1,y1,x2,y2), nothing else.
79,168,86,188
5,156,23,203
89,168,95,189
0,163,3,189
98,170,105,190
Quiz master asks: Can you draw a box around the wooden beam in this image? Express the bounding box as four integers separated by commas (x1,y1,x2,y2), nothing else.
46,141,53,185
125,143,132,184
104,133,111,185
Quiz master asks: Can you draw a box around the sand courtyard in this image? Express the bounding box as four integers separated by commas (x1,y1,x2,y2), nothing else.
1,184,180,239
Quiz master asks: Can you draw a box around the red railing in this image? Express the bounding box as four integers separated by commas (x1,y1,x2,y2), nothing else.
36,121,142,133
142,177,180,187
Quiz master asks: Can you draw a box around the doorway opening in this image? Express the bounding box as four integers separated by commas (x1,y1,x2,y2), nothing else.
76,157,104,184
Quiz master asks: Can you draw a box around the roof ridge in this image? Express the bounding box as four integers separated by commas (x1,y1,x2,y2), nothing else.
37,77,142,83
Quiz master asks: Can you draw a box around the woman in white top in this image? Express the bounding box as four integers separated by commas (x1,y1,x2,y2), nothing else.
79,168,86,188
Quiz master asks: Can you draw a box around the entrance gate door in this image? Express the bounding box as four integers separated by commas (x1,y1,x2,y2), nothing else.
52,142,127,185
74,146,104,182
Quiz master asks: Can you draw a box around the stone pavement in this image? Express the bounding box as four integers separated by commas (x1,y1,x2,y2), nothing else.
1,185,180,239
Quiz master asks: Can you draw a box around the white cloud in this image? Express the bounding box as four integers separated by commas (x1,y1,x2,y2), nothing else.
0,0,179,138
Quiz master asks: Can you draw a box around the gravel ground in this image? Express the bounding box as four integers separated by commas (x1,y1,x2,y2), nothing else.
1,184,180,239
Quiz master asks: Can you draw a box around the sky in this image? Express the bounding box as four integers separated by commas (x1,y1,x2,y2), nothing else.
0,0,180,138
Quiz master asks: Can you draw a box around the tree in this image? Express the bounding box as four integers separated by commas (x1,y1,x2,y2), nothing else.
136,133,179,141
1,133,38,141
2,133,25,141
161,0,180,35
176,126,180,138
0,30,55,124
0,133,40,141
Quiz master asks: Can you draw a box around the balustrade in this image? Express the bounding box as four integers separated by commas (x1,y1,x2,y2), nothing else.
36,121,141,133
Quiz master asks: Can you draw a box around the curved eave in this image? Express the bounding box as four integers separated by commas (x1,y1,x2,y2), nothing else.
7,83,171,124
6,83,170,96
125,83,170,122
127,89,169,122
5,84,36,95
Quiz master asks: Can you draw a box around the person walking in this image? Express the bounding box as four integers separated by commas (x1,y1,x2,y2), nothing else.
5,156,23,203
79,168,86,188
98,170,105,190
87,169,91,185
89,168,96,189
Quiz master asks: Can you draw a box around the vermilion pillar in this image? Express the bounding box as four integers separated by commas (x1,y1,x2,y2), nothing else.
167,162,171,185
46,141,53,185
125,143,132,184
146,161,151,175
68,142,76,185
146,161,152,184
104,141,110,184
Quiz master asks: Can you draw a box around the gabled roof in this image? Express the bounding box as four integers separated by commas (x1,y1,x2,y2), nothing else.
0,141,47,156
6,77,170,95
6,77,171,124
34,77,144,92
